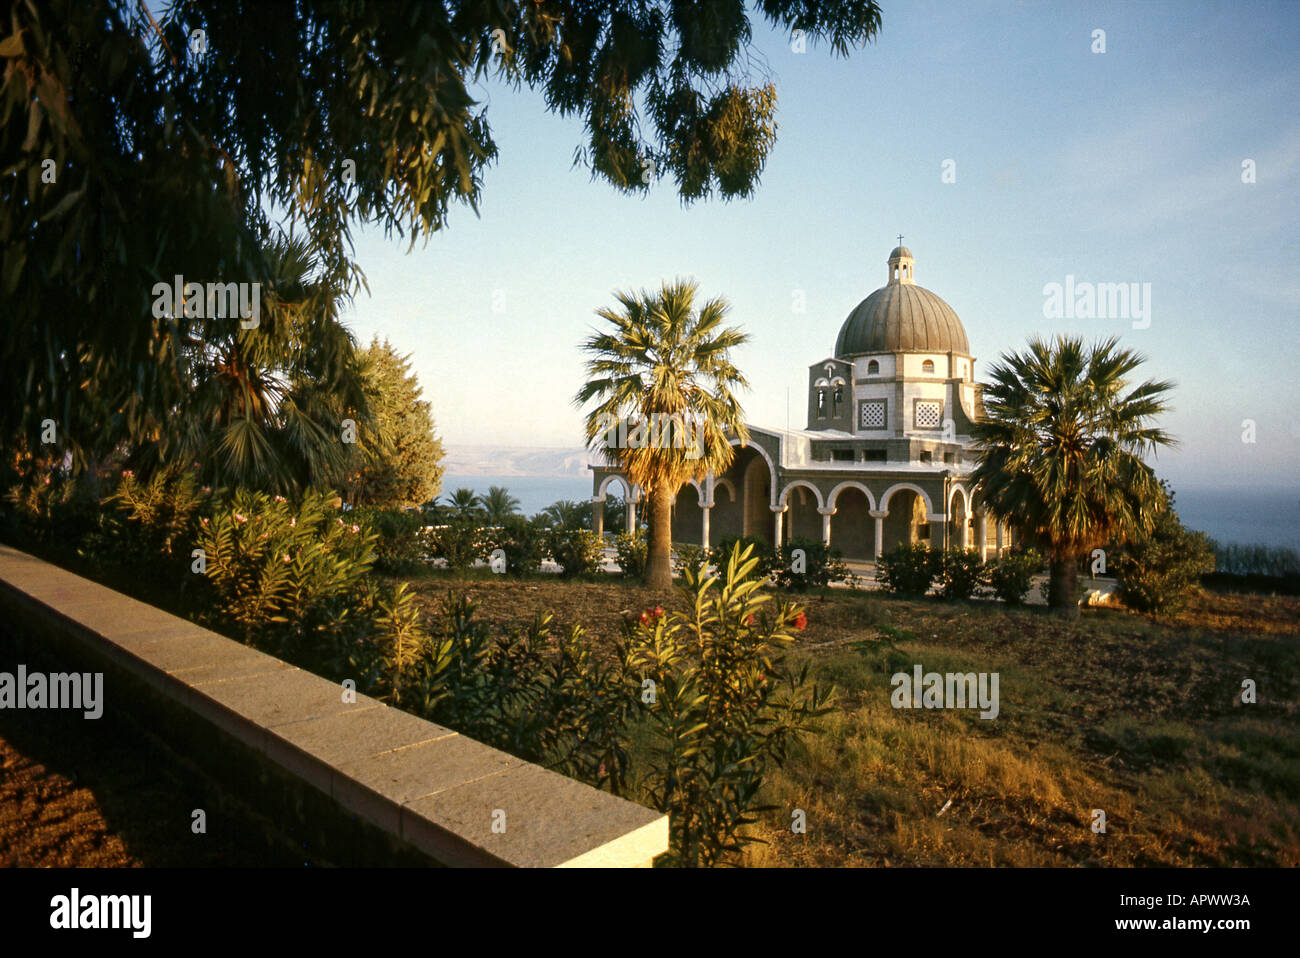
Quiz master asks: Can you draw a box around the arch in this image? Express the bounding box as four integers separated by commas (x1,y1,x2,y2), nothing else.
778,480,826,511
712,476,737,504
596,474,639,502
728,438,777,508
827,480,877,513
881,481,935,515
947,484,969,514
866,359,879,375
676,477,706,508
921,359,935,374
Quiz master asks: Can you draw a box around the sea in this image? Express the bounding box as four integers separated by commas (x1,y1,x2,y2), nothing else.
441,475,595,517
441,475,1299,552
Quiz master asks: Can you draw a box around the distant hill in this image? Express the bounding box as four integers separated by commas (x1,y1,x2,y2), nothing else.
442,445,595,478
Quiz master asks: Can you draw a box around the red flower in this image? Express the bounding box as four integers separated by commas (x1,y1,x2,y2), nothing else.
743,614,754,626
653,606,664,619
793,612,807,631
638,611,649,625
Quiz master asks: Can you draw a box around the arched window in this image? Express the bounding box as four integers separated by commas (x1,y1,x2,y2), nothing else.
921,359,935,374
867,360,879,375
832,382,844,414
816,388,827,417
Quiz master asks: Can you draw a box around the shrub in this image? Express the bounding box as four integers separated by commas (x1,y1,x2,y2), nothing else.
770,537,854,592
547,528,604,579
875,542,939,597
613,530,647,579
352,506,426,575
624,544,835,867
430,519,487,572
489,515,548,577
78,469,211,577
936,547,987,600
987,548,1042,605
673,544,710,581
709,535,775,580
1113,498,1215,615
352,591,632,789
5,468,107,550
194,489,377,654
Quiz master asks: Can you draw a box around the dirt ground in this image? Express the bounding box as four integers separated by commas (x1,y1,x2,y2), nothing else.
0,689,304,867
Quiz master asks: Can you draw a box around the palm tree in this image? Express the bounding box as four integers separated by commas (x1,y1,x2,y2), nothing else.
537,499,592,530
442,487,484,522
132,231,368,494
481,485,521,525
575,279,750,589
970,335,1176,616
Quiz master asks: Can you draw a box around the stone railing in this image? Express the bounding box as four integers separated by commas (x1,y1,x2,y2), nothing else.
0,545,667,867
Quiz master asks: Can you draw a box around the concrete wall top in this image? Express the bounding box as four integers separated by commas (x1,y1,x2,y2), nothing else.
0,545,667,867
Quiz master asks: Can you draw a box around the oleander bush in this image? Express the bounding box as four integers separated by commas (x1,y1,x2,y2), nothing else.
352,590,633,789
490,515,548,577
708,535,776,579
613,530,648,579
193,489,378,652
936,547,987,600
351,505,427,574
673,543,710,580
1114,496,1215,615
429,518,488,572
987,548,1042,605
875,542,939,597
547,528,605,579
624,543,834,867
770,537,855,592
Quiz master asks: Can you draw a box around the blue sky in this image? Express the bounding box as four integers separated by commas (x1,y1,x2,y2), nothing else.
342,0,1299,493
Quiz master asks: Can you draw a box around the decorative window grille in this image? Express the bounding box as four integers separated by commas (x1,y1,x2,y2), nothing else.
915,400,942,429
859,399,886,429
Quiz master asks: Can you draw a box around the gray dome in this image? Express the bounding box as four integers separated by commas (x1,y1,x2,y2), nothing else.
889,245,913,260
835,283,969,357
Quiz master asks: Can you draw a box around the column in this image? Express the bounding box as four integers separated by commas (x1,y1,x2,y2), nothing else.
626,500,636,533
961,512,972,550
820,510,832,547
592,497,605,536
978,511,988,561
869,510,887,559
772,507,785,547
995,522,1004,557
701,504,711,550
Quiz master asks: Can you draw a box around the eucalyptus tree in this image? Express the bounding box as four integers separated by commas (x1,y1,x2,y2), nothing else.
970,335,1176,616
2,0,882,472
345,338,445,509
576,280,750,590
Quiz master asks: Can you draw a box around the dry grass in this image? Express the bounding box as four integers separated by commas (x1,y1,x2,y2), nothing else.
408,569,1300,867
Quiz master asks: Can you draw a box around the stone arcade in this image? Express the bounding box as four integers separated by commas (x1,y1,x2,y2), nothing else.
590,244,1017,560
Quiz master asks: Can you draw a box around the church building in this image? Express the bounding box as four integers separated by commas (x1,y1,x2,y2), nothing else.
590,244,1015,560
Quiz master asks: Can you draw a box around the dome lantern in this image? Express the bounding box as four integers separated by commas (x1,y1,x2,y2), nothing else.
834,244,970,358
888,237,915,285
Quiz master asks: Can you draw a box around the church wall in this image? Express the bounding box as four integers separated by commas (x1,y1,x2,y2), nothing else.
853,355,896,378
900,353,954,377
901,380,951,436
851,380,894,437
